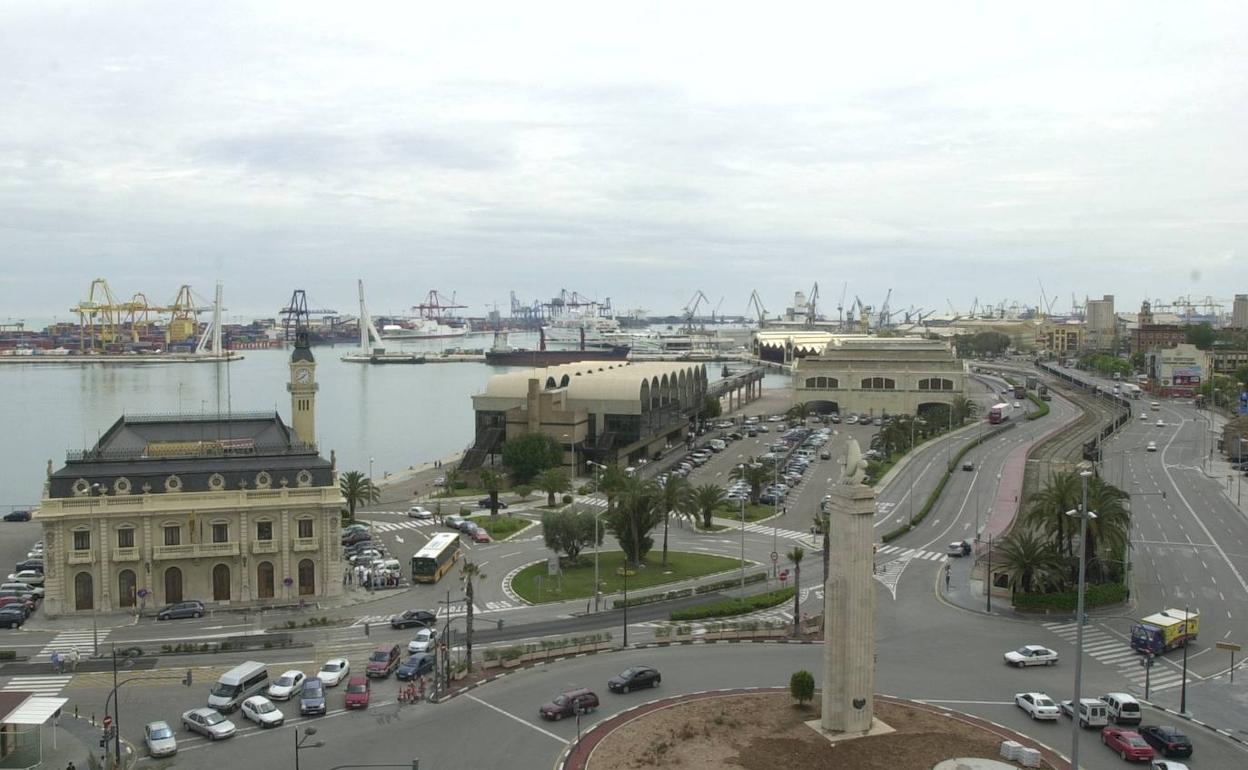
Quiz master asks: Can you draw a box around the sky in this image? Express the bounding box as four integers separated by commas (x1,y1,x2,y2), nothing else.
1,1,1245,322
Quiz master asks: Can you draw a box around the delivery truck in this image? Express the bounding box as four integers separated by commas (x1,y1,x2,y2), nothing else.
1130,608,1200,654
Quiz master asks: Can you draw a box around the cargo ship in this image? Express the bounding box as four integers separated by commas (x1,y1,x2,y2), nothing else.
484,328,629,366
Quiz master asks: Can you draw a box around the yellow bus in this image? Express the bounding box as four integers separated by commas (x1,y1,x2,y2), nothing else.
410,532,462,583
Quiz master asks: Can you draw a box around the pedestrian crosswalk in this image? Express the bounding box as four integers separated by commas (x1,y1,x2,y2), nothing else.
363,518,440,533
2,674,73,697
874,544,947,562
739,523,810,541
1043,621,1188,692
41,629,106,658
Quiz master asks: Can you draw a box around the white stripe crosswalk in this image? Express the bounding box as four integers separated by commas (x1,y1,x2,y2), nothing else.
363,518,439,533
1043,621,1188,691
874,544,947,561
41,629,106,658
1,675,73,697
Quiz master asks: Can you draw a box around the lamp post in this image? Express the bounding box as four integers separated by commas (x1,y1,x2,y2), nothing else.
592,509,607,613
622,561,629,647
294,726,323,770
91,482,102,656
1067,467,1098,770
1180,603,1191,714
562,433,577,480
739,495,746,593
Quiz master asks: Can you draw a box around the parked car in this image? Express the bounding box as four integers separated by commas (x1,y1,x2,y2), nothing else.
240,695,285,727
397,653,435,681
961,462,974,471
2,510,31,522
181,708,236,740
341,529,372,545
1015,692,1060,720
366,644,401,677
344,676,371,709
390,609,436,629
1149,762,1191,770
407,505,434,519
299,678,327,716
157,600,205,621
0,606,26,628
477,498,508,509
408,627,438,654
1101,726,1155,761
267,670,306,700
1060,698,1109,728
471,528,491,543
1005,645,1058,667
13,560,43,574
539,688,599,720
947,541,972,557
1138,725,1192,758
317,658,350,687
445,515,467,530
144,720,177,757
1155,419,1165,427
607,666,661,693
6,570,44,586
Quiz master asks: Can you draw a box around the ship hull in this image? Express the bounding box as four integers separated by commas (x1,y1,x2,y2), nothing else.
484,346,630,366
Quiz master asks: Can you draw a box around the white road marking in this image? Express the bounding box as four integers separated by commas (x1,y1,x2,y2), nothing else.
465,694,569,744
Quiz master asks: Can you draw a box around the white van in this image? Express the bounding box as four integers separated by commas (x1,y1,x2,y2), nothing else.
208,661,269,713
1062,698,1108,728
1100,692,1141,725
708,440,726,453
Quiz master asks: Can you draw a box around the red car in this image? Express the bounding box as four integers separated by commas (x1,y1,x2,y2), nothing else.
1102,726,1155,762
344,676,370,709
471,528,491,543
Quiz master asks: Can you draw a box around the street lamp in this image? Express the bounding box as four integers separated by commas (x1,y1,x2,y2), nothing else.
592,509,607,613
1066,466,1098,770
295,726,324,770
562,433,577,479
739,494,746,593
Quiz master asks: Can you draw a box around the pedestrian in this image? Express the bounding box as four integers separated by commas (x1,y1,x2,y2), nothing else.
50,651,61,674
343,568,349,586
944,563,951,591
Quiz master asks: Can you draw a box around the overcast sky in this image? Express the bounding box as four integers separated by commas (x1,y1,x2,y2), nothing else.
1,1,1245,322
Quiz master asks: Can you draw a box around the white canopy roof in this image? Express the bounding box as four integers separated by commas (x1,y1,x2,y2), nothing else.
4,696,68,725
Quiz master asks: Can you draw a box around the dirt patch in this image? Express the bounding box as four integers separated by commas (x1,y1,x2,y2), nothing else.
587,693,1046,770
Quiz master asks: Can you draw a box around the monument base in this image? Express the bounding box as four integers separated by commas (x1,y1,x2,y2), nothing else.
804,716,895,745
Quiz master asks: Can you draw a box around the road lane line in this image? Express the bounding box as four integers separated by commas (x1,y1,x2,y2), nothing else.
465,694,569,744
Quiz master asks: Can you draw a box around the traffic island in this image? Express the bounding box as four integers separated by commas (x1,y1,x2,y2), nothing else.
561,690,1068,770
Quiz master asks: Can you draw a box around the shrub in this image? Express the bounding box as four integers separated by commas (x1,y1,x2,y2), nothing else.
670,587,795,621
514,485,532,500
1013,582,1129,610
0,650,15,661
561,494,574,505
790,670,815,706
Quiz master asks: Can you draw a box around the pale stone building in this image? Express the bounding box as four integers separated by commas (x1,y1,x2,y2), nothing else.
793,337,966,416
35,331,343,617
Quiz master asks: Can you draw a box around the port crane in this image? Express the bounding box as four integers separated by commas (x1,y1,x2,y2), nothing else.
876,288,893,329
837,282,848,331
72,279,216,351
746,290,768,325
414,290,467,321
804,282,820,327
279,290,336,343
683,290,710,331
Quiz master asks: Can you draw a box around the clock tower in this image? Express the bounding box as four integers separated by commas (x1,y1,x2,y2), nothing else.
287,329,318,444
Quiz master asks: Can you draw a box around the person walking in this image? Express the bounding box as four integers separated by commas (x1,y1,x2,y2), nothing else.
944,562,952,591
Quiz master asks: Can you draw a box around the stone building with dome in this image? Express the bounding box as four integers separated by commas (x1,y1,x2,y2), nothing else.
34,331,344,617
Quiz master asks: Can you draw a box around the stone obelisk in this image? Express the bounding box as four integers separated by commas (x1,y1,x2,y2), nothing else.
821,438,876,734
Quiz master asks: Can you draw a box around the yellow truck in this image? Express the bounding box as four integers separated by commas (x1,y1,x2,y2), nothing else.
1130,608,1199,654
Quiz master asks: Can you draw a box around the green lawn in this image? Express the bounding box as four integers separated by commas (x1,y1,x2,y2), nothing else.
435,486,489,498
670,587,796,621
467,514,532,540
511,551,744,604
717,502,778,522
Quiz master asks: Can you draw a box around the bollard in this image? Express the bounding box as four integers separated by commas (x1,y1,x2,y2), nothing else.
364,621,370,637
497,619,504,630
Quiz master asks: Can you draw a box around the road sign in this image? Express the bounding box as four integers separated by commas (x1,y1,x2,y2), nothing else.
770,551,778,563
1216,641,1242,652
103,715,113,729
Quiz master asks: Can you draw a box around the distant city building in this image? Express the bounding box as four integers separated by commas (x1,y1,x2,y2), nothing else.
1084,294,1117,351
34,331,343,617
1035,320,1084,358
1233,294,1248,330
1147,343,1211,398
793,337,966,417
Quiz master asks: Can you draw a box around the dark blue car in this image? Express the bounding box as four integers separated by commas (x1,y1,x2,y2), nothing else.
396,654,435,681
299,678,326,716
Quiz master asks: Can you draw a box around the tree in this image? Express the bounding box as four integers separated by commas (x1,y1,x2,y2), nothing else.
786,546,805,637
949,395,978,425
786,401,811,422
1236,364,1248,387
789,670,815,706
701,394,722,420
535,468,572,507
657,475,692,567
1082,477,1130,582
598,464,629,512
479,469,503,516
995,529,1064,594
605,478,664,566
442,468,461,495
1130,351,1148,371
1185,322,1215,351
729,462,771,504
693,484,726,529
513,485,533,501
500,433,564,484
460,558,486,672
1023,470,1082,557
339,470,379,524
541,509,602,564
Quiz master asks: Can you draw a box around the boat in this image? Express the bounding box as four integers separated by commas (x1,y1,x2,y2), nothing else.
483,328,629,366
342,280,431,364
379,318,468,340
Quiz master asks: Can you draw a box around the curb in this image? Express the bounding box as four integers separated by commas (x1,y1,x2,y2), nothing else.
1139,699,1248,749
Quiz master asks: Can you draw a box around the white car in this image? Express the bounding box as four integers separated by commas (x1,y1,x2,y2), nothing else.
1015,692,1060,720
318,657,350,686
1139,412,1148,420
240,695,285,728
408,627,438,654
1150,762,1191,770
266,670,306,701
1155,419,1165,427
407,506,433,519
1146,441,1157,452
143,720,177,757
6,571,43,586
1004,645,1059,667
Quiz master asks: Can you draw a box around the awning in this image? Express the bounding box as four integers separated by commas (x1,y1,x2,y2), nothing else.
3,696,68,725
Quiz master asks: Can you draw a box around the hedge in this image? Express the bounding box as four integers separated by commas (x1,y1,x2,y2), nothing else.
1012,582,1129,611
611,572,767,609
670,587,796,621
694,572,767,595
1025,391,1050,420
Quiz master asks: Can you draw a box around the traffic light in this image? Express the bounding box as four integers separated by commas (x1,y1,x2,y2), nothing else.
182,669,193,687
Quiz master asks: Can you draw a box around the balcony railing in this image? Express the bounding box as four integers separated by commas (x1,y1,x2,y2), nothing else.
67,549,96,565
292,538,319,552
251,540,279,555
153,542,241,560
112,547,141,563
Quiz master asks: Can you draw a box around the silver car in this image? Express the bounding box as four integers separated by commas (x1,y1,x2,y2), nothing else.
144,720,177,757
181,707,236,740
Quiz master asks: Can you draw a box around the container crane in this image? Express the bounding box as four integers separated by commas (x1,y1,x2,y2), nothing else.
837,281,848,331
747,290,768,325
876,288,892,329
683,289,709,331
805,282,820,326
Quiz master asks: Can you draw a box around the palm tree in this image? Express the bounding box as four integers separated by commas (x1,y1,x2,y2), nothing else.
813,507,830,583
995,529,1064,594
442,468,460,496
599,464,629,512
535,468,571,507
479,469,503,516
692,484,726,529
949,395,979,425
1023,470,1082,557
786,546,805,636
460,558,486,672
1082,477,1130,581
786,401,811,423
608,478,664,566
729,462,771,505
339,470,379,524
657,475,692,567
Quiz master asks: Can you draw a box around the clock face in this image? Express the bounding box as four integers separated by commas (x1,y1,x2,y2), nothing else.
295,367,312,384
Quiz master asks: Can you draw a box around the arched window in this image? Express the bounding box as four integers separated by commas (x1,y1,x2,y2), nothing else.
298,559,316,596
545,377,557,389
918,377,954,391
860,377,896,390
118,569,137,608
212,563,231,601
805,377,817,388
560,374,570,387
74,572,94,611
164,566,183,604
257,561,275,599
